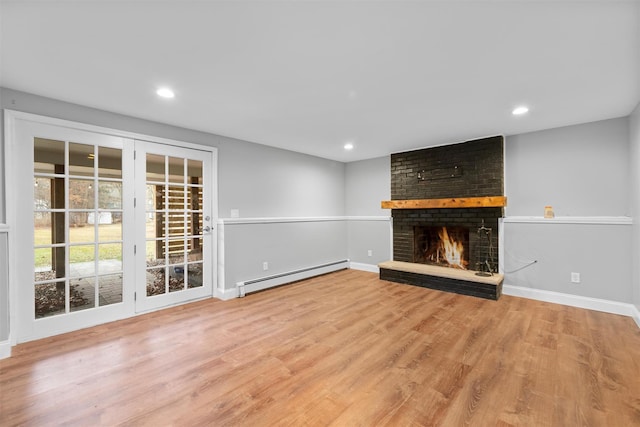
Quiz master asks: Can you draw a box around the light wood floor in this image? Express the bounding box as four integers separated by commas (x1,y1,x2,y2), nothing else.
1,269,640,426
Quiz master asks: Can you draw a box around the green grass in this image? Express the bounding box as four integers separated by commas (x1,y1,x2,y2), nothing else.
34,224,124,267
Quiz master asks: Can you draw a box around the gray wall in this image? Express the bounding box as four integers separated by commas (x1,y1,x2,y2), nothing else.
630,102,640,310
503,223,632,302
344,156,392,265
217,133,346,289
503,117,633,302
345,156,390,216
223,220,348,288
0,88,348,328
505,117,630,217
0,89,345,220
346,220,391,265
219,137,344,218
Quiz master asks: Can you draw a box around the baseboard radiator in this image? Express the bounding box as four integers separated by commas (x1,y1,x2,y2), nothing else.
236,260,349,297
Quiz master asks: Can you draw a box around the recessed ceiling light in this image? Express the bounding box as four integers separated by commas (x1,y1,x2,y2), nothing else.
156,87,175,99
344,142,354,150
512,106,529,115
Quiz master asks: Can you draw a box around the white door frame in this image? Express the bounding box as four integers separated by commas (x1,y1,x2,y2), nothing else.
4,110,218,345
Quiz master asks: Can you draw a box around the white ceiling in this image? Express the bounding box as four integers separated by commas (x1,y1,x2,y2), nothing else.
1,0,639,162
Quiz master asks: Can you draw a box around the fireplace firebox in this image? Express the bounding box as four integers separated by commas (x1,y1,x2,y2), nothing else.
414,226,470,269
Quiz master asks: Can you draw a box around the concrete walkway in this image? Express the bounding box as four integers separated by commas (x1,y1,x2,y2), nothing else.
69,260,123,310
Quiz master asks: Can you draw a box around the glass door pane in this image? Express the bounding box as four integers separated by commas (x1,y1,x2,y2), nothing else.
33,138,125,318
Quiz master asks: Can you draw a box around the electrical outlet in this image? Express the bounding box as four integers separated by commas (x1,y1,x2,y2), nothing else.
263,262,269,271
367,250,373,257
571,272,580,283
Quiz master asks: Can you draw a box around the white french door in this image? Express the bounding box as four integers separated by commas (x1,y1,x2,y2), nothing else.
9,112,216,343
134,141,214,312
13,119,135,342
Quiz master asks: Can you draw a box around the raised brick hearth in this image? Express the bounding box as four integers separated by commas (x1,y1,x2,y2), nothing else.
379,261,503,300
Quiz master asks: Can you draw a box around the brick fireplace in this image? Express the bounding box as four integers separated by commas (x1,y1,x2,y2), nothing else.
379,136,505,300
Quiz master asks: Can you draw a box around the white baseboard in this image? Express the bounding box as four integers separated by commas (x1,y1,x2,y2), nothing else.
0,339,12,359
503,284,640,327
215,287,238,301
349,262,380,273
236,260,349,298
632,305,640,329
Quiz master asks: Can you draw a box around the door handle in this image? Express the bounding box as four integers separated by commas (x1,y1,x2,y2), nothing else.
203,226,212,233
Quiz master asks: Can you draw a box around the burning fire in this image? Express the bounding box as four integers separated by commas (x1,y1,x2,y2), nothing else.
433,227,467,269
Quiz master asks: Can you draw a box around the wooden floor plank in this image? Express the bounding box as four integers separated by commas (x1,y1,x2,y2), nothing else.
1,269,639,426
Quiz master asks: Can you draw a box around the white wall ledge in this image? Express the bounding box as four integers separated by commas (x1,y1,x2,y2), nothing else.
344,216,391,221
218,216,391,225
0,224,9,233
503,216,632,225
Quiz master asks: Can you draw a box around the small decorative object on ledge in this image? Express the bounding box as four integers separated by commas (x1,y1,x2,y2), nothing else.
544,205,555,218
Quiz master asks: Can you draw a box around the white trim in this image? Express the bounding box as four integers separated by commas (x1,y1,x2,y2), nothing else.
503,216,632,225
503,284,640,327
0,340,11,359
498,219,504,274
349,262,379,273
218,216,391,225
3,110,217,153
216,220,226,294
345,216,391,222
632,305,640,329
4,111,17,346
219,216,344,225
214,287,237,301
0,226,8,357
236,260,349,298
389,217,394,260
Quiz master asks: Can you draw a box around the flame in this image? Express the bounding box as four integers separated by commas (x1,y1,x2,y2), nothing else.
437,227,467,269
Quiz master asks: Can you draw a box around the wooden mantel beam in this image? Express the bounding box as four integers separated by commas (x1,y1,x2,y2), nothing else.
381,196,507,209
